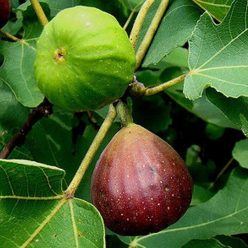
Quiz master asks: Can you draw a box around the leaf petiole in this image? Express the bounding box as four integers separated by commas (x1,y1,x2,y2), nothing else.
130,73,186,96
65,104,117,197
0,29,20,42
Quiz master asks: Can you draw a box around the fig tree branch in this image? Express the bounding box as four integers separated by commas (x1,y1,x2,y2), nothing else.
65,104,117,198
129,0,155,48
135,0,169,69
30,0,49,26
130,73,186,96
0,98,53,159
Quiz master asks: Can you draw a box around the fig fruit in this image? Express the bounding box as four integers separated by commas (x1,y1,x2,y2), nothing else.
91,124,192,235
34,6,136,112
0,0,11,28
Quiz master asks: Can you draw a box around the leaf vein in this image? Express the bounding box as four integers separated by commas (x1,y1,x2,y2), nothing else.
69,200,79,248
20,199,66,248
197,29,248,69
136,204,248,242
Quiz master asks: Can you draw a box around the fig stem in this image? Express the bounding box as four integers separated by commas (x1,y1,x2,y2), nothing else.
130,73,186,96
65,104,117,198
129,0,155,48
116,101,133,127
30,0,48,26
135,0,169,70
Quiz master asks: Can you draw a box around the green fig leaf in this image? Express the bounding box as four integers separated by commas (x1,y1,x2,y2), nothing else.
17,0,50,39
185,0,248,100
0,159,105,248
0,40,43,108
207,89,248,136
25,111,79,173
158,52,236,129
122,0,144,10
216,235,248,248
165,71,236,129
232,139,248,169
183,239,227,248
168,89,236,129
143,0,202,66
120,168,248,248
22,112,119,203
193,0,232,21
48,0,130,20
191,185,214,206
0,82,28,132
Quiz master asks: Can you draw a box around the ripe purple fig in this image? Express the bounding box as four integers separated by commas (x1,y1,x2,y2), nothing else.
91,124,193,235
0,0,11,28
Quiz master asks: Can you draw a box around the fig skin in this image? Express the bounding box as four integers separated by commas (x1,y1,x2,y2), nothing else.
0,0,11,28
35,6,135,112
91,124,193,236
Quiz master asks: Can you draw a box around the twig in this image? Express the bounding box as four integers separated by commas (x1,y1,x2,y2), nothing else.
0,99,53,159
65,104,117,198
135,0,169,69
30,0,49,26
123,9,136,30
129,0,155,48
130,74,186,96
208,158,234,189
123,1,144,30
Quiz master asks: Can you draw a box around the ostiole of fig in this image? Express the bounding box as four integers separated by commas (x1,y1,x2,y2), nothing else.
90,123,193,236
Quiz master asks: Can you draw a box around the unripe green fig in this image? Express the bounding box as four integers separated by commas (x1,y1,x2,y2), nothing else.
34,6,135,112
91,124,192,236
0,0,11,27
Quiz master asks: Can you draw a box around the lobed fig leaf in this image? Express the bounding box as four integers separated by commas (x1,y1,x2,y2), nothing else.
34,6,136,112
91,124,193,236
0,0,11,27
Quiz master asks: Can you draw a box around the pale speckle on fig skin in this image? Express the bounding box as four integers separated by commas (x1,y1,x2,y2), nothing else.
91,124,193,236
